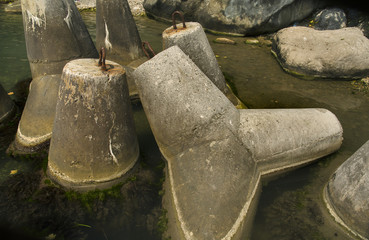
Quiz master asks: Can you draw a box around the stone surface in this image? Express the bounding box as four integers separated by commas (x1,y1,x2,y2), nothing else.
74,0,95,10
133,46,343,239
272,26,369,79
0,84,15,128
48,59,139,191
144,0,324,35
14,75,61,150
21,0,98,79
163,22,227,93
214,37,236,45
346,8,369,39
314,8,347,30
96,0,145,66
325,140,369,239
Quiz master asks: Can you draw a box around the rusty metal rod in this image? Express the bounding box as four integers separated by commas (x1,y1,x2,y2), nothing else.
172,11,186,30
142,41,156,59
98,47,107,71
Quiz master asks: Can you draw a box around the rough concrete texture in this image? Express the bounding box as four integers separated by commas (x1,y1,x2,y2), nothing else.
272,26,369,79
238,109,343,175
14,75,61,150
163,22,227,94
21,0,98,79
0,84,15,127
133,46,343,239
96,0,145,66
325,140,369,239
47,59,139,191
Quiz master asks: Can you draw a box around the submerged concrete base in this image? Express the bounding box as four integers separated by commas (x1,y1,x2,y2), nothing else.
10,75,61,153
324,140,369,240
47,59,139,192
0,84,16,129
133,46,343,239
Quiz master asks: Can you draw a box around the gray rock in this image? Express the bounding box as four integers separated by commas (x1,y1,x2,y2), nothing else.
272,26,369,79
346,8,369,38
325,140,369,239
48,59,139,191
144,0,325,35
314,8,347,30
133,46,343,239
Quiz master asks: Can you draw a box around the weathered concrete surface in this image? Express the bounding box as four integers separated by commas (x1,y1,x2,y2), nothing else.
133,46,343,239
238,109,343,175
21,0,98,79
0,84,16,128
14,0,98,153
48,59,139,191
272,26,369,79
314,8,347,30
12,75,61,151
96,0,145,66
144,0,325,35
163,22,227,94
325,140,369,239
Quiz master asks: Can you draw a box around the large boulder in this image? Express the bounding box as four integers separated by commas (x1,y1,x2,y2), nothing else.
272,26,369,79
143,0,325,35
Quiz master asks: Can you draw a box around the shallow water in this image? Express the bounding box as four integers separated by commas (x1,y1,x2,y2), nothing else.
1,5,369,240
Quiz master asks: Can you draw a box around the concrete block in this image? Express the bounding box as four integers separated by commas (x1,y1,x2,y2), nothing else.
14,0,98,152
96,0,145,66
47,59,139,191
325,140,369,239
21,0,98,79
133,46,343,239
163,22,228,94
238,108,343,175
14,75,61,151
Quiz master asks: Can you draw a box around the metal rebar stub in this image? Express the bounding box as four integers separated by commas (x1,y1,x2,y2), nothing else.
98,47,107,71
172,11,186,30
141,41,156,59
48,58,139,191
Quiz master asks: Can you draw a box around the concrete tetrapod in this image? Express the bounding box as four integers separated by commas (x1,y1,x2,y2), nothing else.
133,46,343,240
14,75,61,152
162,21,228,94
47,59,139,191
0,84,16,129
324,140,369,240
21,0,98,79
96,0,145,66
13,0,98,153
